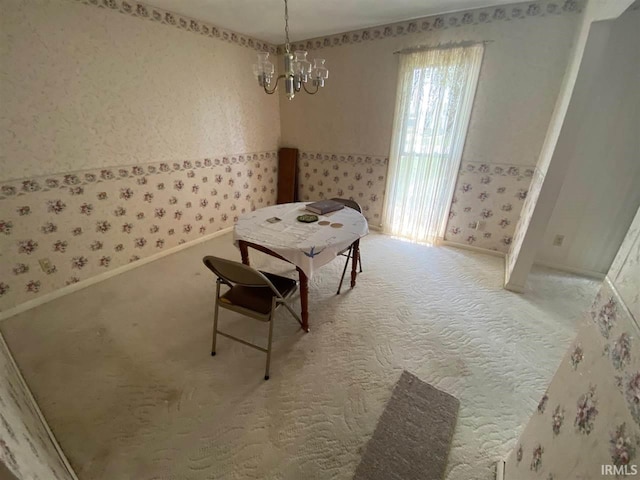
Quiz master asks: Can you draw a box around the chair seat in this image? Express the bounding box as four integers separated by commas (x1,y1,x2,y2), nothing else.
220,272,297,315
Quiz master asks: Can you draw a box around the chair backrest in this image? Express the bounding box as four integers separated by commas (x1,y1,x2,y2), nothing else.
203,256,272,288
331,197,362,213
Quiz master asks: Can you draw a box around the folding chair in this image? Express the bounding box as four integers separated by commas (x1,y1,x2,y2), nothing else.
330,198,364,294
203,256,302,380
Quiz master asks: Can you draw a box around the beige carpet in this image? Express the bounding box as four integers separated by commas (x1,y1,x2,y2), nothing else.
1,232,599,480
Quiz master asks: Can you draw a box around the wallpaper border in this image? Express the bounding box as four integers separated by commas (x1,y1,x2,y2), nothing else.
0,151,277,197
74,0,277,54
299,151,389,166
278,0,585,53
71,0,584,57
458,161,536,177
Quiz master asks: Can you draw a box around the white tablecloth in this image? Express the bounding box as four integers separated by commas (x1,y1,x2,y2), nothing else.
233,202,369,278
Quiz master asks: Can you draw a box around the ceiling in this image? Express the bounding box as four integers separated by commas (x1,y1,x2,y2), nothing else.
142,0,520,44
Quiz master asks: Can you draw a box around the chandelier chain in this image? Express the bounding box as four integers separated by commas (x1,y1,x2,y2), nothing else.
284,0,291,53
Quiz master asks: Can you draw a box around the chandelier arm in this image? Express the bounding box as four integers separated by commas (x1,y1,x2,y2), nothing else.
302,82,320,95
263,75,286,95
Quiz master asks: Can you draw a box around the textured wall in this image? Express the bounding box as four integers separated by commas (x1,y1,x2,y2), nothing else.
504,206,640,479
0,0,282,311
0,334,75,479
0,0,280,181
505,2,638,289
535,7,640,275
278,0,582,250
279,0,582,165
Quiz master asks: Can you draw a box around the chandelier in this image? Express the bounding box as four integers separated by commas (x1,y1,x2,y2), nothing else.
252,0,329,100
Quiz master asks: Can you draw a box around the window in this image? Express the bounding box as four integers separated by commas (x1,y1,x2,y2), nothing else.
382,44,484,243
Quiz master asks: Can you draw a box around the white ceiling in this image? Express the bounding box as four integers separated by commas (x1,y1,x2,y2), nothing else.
142,0,520,44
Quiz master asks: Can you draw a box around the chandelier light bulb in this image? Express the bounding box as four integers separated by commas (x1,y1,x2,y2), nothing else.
253,0,329,99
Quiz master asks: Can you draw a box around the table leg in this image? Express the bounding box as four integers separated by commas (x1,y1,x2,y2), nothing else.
350,239,360,288
297,267,309,332
239,241,250,266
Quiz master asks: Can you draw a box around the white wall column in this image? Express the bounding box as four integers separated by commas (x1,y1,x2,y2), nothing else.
504,0,635,292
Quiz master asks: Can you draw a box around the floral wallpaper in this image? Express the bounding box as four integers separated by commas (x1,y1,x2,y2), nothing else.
444,162,536,253
0,149,539,312
297,153,535,253
297,152,388,225
279,0,584,52
504,206,640,479
0,152,278,312
0,334,75,479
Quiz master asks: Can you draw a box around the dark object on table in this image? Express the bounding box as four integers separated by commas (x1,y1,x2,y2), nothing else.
297,214,319,223
306,199,345,215
277,148,298,204
331,198,364,294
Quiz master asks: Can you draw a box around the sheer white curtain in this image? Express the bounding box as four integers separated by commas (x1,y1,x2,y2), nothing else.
382,43,484,243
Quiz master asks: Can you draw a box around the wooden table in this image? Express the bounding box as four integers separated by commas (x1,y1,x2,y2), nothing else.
233,202,368,332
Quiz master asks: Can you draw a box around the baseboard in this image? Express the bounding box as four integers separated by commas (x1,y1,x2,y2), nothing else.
495,459,506,480
0,333,80,479
443,240,521,292
503,281,525,293
441,240,506,258
504,253,512,291
502,255,605,293
503,254,525,293
533,260,605,280
368,223,382,232
0,227,233,322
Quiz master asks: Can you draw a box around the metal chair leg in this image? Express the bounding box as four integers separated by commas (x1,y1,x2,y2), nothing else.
336,245,353,295
211,281,220,356
265,299,276,380
282,301,302,326
359,254,363,273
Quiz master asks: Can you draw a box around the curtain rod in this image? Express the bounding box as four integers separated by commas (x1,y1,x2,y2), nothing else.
393,40,492,55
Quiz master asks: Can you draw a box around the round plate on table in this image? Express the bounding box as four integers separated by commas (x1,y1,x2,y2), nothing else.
297,214,319,223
